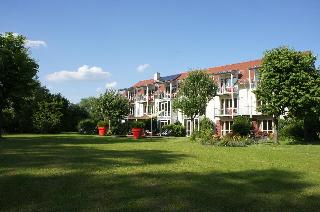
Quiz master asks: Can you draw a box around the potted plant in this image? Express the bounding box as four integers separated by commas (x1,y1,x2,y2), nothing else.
131,121,145,139
97,120,108,136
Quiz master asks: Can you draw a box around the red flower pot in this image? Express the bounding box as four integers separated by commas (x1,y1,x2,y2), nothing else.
98,127,107,136
132,128,142,139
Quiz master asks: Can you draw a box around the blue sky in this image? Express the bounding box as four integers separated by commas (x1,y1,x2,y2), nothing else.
1,0,320,103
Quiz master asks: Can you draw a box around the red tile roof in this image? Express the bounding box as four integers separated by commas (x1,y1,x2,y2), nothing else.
130,59,262,87
208,59,261,82
133,79,154,87
207,59,261,75
178,59,261,80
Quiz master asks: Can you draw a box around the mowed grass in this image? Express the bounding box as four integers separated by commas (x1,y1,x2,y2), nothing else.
0,134,320,211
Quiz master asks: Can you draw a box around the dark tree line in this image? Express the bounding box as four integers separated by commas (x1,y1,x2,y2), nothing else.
0,32,88,136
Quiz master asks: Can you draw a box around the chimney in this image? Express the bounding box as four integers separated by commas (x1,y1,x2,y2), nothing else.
154,72,160,81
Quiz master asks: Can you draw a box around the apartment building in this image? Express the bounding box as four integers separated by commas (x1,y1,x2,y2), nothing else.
121,59,274,136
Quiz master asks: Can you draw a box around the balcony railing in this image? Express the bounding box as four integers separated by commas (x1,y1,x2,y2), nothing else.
135,95,147,101
157,111,171,119
215,108,238,116
153,93,172,99
131,92,178,102
217,85,238,95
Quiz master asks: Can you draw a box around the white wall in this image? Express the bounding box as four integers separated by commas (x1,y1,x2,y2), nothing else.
206,99,215,122
238,87,250,115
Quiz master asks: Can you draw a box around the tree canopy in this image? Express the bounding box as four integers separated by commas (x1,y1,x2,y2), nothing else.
255,46,320,142
0,32,39,137
173,70,217,133
97,89,130,122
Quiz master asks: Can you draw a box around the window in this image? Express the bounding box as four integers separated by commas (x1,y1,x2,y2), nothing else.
260,120,273,133
159,101,170,116
221,121,233,135
220,77,236,88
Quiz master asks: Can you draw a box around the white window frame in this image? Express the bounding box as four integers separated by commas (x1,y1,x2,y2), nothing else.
260,120,273,133
222,121,233,135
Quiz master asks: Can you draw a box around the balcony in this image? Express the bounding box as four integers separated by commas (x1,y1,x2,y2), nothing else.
157,110,171,119
215,108,238,116
217,85,238,95
135,95,147,102
153,93,172,100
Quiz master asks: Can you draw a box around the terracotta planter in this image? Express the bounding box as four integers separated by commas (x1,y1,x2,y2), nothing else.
98,127,107,136
132,128,142,139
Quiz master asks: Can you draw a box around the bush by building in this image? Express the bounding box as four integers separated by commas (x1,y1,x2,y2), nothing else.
190,118,215,144
162,122,186,137
77,119,97,135
279,118,304,141
231,116,251,136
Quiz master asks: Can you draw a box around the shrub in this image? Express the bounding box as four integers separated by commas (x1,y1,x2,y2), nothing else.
131,121,145,129
194,128,215,145
162,122,186,137
231,116,251,136
111,122,130,135
200,117,215,131
78,119,97,135
97,120,107,127
172,123,187,137
280,119,304,140
216,133,253,147
190,118,215,144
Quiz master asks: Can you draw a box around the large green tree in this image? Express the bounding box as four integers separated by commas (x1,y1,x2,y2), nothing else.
78,97,101,121
97,89,130,130
173,70,218,134
284,52,320,141
0,32,38,137
255,47,320,143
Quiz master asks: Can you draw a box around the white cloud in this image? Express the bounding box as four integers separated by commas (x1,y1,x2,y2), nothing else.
46,65,111,82
25,40,47,48
136,64,150,72
105,81,117,88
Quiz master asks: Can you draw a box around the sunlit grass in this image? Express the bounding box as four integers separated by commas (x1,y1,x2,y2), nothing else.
0,134,319,211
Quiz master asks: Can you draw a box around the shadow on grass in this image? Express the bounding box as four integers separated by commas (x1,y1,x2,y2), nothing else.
1,134,171,144
0,169,319,211
0,143,188,171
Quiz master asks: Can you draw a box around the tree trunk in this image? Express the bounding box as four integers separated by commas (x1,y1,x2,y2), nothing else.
190,117,194,136
273,116,279,144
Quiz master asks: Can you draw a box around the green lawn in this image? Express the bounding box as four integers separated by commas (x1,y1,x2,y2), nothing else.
0,134,320,211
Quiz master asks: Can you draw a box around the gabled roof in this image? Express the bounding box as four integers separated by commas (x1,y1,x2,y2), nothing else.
133,79,154,88
177,59,261,80
207,59,261,75
129,59,262,88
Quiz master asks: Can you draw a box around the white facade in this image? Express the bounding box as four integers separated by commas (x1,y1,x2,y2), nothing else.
122,59,274,136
